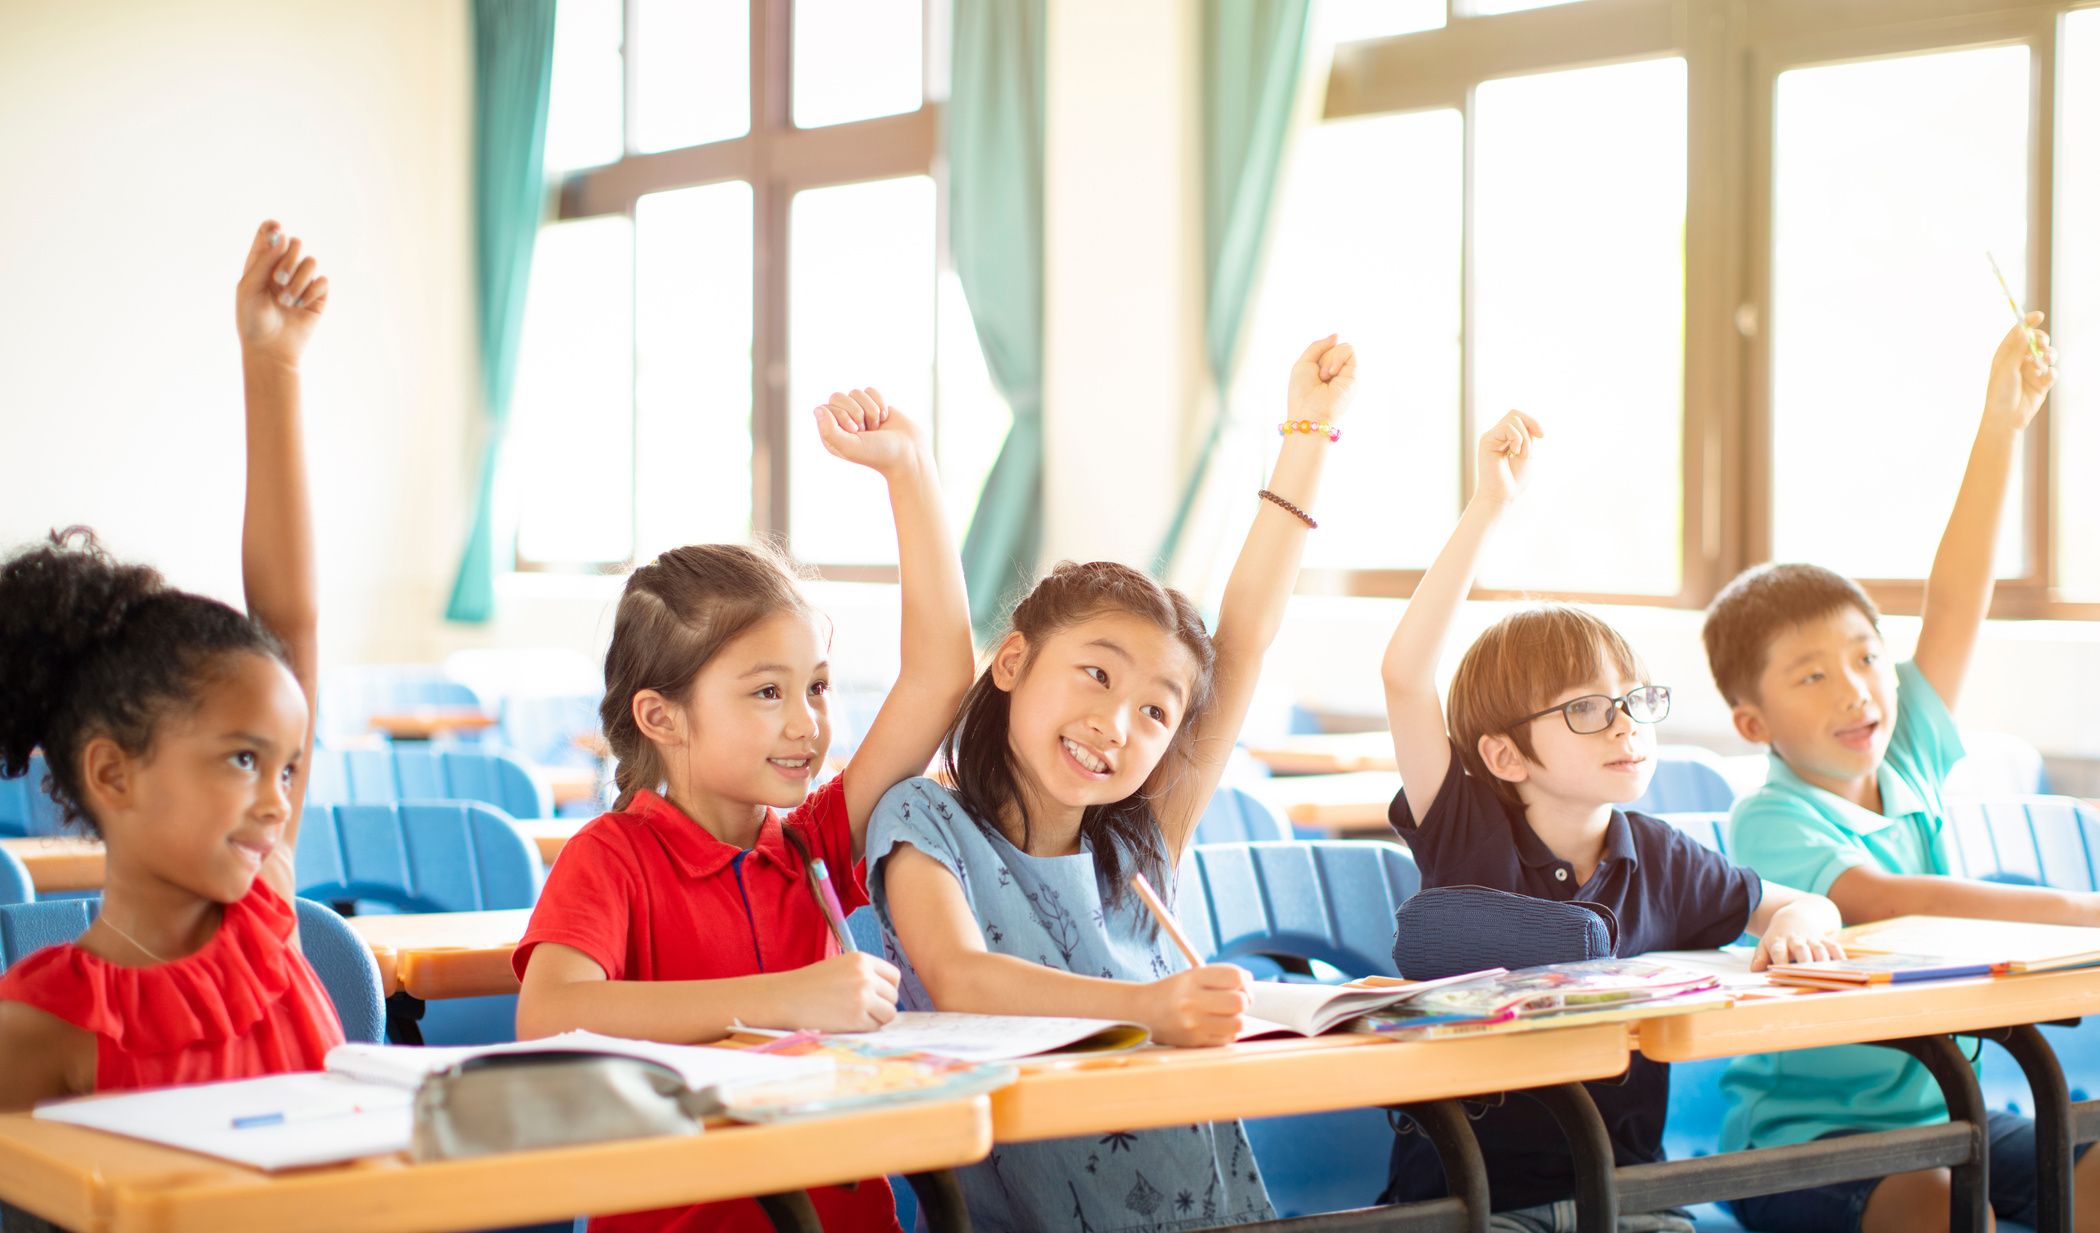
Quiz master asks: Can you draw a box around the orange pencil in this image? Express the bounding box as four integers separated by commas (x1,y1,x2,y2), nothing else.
1130,872,1204,970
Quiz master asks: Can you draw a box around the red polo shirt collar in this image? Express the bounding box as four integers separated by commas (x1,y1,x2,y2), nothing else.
624,788,799,880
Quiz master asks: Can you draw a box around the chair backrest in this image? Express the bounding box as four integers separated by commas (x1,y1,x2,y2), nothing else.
293,898,387,1044
317,665,485,745
1658,811,1732,858
0,845,32,907
1194,787,1293,845
0,898,95,970
1946,730,2051,798
1177,840,1420,978
306,747,550,819
1627,746,1737,815
295,801,545,913
0,755,65,838
1943,795,2100,891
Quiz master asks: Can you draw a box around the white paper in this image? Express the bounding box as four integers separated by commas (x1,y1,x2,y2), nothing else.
36,1072,414,1171
1242,969,1513,1037
833,1012,1148,1061
325,1030,834,1093
1642,949,1772,990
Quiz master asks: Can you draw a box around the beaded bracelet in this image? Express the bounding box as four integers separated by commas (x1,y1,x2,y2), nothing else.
1277,419,1341,443
1258,489,1317,529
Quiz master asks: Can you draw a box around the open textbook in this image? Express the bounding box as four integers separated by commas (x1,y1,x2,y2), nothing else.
1835,916,2100,973
35,1031,834,1171
1236,969,1509,1039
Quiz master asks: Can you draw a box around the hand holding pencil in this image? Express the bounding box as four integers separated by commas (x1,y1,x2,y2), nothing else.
1132,873,1252,1048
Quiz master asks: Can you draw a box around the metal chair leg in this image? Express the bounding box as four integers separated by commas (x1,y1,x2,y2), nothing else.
1872,1036,1990,1233
1397,1101,1491,1233
1977,1025,2074,1233
1522,1083,1618,1233
905,1170,971,1233
753,1190,824,1233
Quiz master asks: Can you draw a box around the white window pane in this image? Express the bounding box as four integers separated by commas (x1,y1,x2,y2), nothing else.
511,217,635,565
545,0,624,173
635,181,754,558
1473,57,1685,595
1770,46,2029,579
793,0,922,129
1234,109,1463,570
1467,0,1591,15
935,270,1011,536
634,0,749,153
1319,0,1443,42
2057,10,2100,597
788,176,936,564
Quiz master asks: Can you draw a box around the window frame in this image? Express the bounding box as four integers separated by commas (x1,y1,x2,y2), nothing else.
526,0,940,581
1319,0,2100,620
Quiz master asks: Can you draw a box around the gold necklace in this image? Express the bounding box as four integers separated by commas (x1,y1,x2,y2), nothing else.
100,915,168,964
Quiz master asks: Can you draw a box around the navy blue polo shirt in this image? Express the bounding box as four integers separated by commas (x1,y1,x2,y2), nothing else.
1379,744,1762,1214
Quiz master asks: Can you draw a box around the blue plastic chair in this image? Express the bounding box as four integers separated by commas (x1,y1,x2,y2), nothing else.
1946,730,2051,798
0,898,94,969
1941,795,2100,891
293,897,387,1045
317,666,487,746
0,845,32,907
307,747,550,820
1193,786,1294,845
1177,840,1420,1217
1629,746,1737,816
1658,811,1732,858
0,754,65,838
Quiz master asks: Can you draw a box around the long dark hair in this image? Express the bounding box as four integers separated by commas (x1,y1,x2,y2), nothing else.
940,561,1216,907
599,542,819,811
0,528,288,834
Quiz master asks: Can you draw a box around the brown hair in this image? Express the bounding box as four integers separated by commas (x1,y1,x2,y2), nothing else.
1702,563,1880,707
599,543,820,811
942,561,1215,907
1447,604,1648,810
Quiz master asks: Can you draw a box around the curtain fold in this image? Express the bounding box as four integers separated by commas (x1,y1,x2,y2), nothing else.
1153,0,1311,578
950,0,1048,636
445,0,559,623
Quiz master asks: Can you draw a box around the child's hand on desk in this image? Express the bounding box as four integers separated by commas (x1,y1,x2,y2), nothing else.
775,952,903,1033
814,388,931,480
1473,410,1545,510
236,221,328,365
1983,311,2057,431
1141,964,1252,1048
1747,920,1844,971
1287,335,1358,426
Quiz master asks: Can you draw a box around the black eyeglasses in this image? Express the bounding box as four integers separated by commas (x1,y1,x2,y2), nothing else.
1514,686,1671,735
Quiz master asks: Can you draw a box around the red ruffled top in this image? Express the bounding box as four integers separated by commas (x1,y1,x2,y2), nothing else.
0,881,346,1091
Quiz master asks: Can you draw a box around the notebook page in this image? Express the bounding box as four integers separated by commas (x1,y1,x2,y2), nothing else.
35,1072,413,1171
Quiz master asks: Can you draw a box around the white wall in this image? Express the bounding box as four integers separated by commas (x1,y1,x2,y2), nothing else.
0,0,476,670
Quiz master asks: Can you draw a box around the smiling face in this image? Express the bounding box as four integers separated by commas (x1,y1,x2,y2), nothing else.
1731,605,1896,791
666,608,833,813
1482,666,1660,810
88,651,310,904
993,611,1201,829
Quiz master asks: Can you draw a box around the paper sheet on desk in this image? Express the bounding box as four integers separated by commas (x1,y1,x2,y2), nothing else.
327,1029,834,1093
35,1071,414,1171
1642,949,1785,993
828,1012,1150,1060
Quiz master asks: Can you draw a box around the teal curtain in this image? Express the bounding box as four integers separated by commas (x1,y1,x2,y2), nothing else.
1153,0,1311,577
950,0,1047,636
446,0,559,622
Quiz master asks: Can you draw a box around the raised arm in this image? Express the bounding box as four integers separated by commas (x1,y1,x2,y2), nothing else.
1156,337,1356,858
1381,412,1542,822
812,390,975,851
1913,315,2054,708
233,221,327,900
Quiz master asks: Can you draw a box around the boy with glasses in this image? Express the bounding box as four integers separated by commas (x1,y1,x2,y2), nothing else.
1703,321,2089,1233
1377,411,1842,1232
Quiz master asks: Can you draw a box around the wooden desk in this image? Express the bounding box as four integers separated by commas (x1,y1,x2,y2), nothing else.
368,709,499,741
1,837,105,893
993,1024,1632,1142
542,766,600,808
1244,733,1397,777
514,818,588,865
0,1094,993,1233
347,909,530,1000
1249,771,1401,833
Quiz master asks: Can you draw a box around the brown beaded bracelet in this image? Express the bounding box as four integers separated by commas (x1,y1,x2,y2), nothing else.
1257,489,1316,529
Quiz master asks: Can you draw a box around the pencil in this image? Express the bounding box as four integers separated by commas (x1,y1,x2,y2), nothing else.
1130,872,1204,970
1986,251,2047,366
809,858,859,954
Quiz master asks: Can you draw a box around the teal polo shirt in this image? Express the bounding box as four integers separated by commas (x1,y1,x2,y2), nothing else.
1719,659,1968,1151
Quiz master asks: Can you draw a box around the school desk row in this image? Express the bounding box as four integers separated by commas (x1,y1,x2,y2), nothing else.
5,966,2096,1233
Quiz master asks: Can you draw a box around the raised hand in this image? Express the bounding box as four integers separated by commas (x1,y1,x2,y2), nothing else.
1286,335,1359,426
1983,311,2057,431
813,387,931,479
1474,410,1545,509
236,221,329,366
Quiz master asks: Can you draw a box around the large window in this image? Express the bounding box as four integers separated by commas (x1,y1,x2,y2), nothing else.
1304,0,2100,618
507,0,1006,576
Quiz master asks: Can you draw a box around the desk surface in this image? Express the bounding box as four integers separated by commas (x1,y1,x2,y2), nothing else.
1244,733,1397,777
0,1094,992,1233
0,837,104,893
367,710,499,741
1640,965,2100,1062
346,909,531,1000
994,1023,1631,1142
1247,771,1401,833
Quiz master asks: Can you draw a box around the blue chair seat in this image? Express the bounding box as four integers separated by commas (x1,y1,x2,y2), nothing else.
307,747,551,820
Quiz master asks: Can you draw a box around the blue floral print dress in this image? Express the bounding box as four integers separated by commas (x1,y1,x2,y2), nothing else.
866,777,1275,1233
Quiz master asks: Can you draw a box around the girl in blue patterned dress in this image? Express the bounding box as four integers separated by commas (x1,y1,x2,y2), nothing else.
866,337,1358,1233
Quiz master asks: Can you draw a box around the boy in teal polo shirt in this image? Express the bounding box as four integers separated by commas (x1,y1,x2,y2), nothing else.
1701,317,2097,1233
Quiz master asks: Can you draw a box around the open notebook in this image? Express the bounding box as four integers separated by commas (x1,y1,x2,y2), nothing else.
1835,916,2100,974
35,1031,833,1171
1236,969,1510,1039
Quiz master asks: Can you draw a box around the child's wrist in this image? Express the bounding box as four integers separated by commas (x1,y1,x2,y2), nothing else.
241,347,302,376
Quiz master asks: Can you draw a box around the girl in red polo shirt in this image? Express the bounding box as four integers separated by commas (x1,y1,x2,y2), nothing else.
515,388,975,1233
0,222,338,1108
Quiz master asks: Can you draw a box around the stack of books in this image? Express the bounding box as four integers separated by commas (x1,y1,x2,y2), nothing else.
1766,916,2100,989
